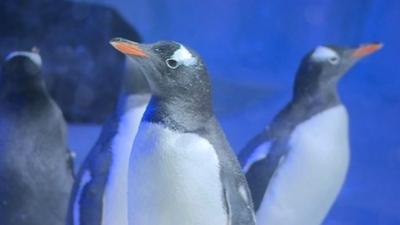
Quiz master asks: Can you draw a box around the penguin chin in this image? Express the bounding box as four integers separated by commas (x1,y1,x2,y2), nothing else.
22,62,41,78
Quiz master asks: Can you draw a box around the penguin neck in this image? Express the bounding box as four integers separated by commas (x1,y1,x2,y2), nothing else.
121,70,150,96
292,60,343,109
270,81,342,136
292,80,341,109
143,95,213,132
0,77,48,101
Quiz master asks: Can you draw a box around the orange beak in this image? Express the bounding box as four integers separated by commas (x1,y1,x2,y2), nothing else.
352,43,383,58
110,38,148,58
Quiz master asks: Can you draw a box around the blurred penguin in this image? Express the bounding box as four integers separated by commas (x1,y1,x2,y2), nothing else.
239,43,382,225
0,50,74,225
67,56,151,225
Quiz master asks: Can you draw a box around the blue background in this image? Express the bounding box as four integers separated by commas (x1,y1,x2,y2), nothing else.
71,0,400,224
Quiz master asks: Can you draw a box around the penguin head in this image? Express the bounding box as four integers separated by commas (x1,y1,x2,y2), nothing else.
110,38,211,102
293,43,382,97
1,50,43,86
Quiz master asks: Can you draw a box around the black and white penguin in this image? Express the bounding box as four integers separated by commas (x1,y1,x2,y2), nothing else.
110,38,256,225
67,56,151,225
0,50,74,225
239,43,382,225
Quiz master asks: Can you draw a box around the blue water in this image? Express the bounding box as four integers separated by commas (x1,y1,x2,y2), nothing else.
71,0,400,224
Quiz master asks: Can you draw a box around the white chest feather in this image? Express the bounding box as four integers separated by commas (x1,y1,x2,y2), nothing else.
101,97,149,225
128,122,227,225
257,105,350,225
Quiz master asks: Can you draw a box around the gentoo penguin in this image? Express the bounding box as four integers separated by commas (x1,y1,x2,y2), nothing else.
110,37,256,225
239,43,382,225
67,56,151,225
0,50,74,225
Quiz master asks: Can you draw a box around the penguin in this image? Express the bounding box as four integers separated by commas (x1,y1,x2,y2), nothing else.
110,37,256,225
0,50,74,225
67,56,151,225
238,43,382,225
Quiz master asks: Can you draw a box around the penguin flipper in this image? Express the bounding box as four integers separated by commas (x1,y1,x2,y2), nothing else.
221,174,256,225
68,116,117,225
241,140,273,174
68,148,112,225
245,138,289,211
238,129,270,168
199,118,256,225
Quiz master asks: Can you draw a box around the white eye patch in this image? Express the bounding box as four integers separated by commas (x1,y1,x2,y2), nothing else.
311,46,339,62
170,45,197,66
6,51,42,67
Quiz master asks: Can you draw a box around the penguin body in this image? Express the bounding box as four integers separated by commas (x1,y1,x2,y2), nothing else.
129,121,226,225
254,105,349,225
68,58,150,225
110,38,256,225
239,44,382,225
0,51,74,225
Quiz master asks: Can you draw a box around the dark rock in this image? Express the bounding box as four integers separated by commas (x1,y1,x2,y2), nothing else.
0,0,142,122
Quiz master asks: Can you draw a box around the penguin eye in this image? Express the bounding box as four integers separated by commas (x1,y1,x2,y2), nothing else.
166,58,179,69
328,56,339,64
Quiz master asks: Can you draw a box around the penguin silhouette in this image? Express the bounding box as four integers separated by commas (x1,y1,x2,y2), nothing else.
0,50,74,225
